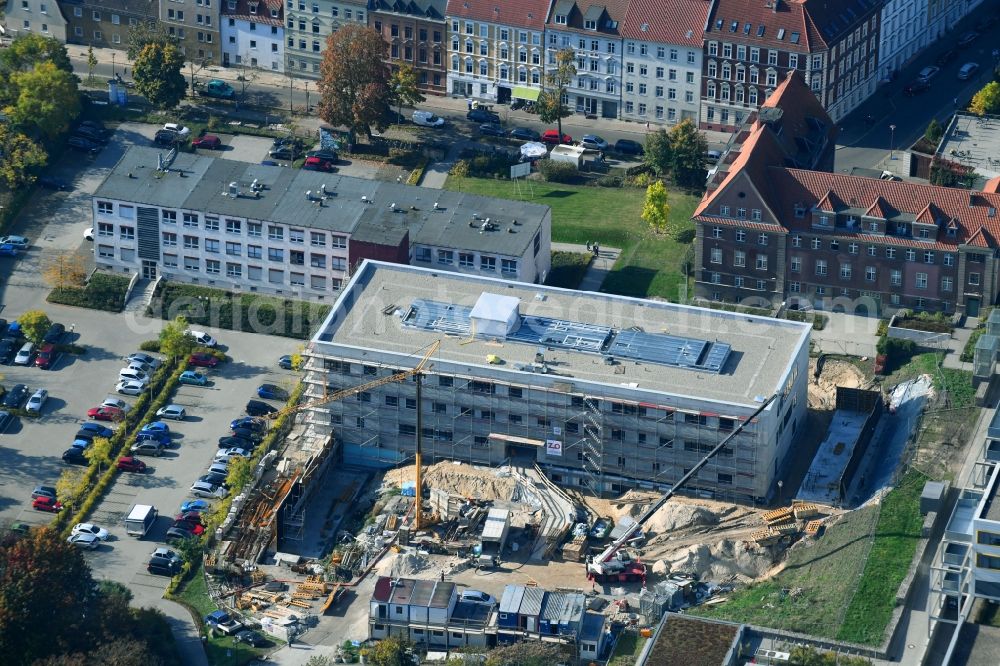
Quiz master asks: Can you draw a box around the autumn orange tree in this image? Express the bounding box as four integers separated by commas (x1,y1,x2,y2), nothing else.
316,24,392,143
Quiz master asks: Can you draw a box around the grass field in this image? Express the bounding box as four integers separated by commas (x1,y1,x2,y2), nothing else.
693,471,926,645
546,251,593,290
607,631,649,666
445,176,700,300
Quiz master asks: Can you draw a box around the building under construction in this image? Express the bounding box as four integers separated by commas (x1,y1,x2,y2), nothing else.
303,261,811,503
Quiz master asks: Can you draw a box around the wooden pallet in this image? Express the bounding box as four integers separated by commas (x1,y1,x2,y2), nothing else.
805,519,824,537
762,506,794,525
793,502,821,520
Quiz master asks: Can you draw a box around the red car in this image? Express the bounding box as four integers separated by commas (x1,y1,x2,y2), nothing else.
33,496,63,512
174,510,204,525
302,156,335,172
173,519,205,536
188,353,219,368
117,456,147,473
88,405,125,421
192,134,222,150
541,129,572,145
35,343,57,369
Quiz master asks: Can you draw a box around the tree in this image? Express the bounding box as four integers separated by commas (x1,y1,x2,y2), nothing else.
86,46,97,85
969,81,1000,116
538,48,576,139
226,456,255,494
5,62,81,141
0,527,97,664
389,64,425,124
0,33,74,74
924,118,944,145
42,252,88,289
641,181,671,234
17,310,52,344
87,436,114,469
158,316,196,359
133,43,187,110
666,119,708,189
317,25,392,143
56,468,88,507
365,637,408,666
0,125,46,189
643,128,672,175
126,20,177,60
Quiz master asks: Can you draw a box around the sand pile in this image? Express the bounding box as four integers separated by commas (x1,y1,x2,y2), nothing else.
383,461,517,501
808,358,865,409
391,551,431,577
643,503,721,534
660,538,775,580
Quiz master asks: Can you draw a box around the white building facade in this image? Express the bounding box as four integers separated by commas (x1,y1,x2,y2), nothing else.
222,0,285,72
877,0,929,81
284,0,368,78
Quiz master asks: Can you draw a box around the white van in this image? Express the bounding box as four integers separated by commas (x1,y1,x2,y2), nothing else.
412,111,445,128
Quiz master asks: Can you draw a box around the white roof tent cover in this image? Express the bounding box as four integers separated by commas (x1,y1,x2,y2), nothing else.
470,292,521,339
520,142,547,159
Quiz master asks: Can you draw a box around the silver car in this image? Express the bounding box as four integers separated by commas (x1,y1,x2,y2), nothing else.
156,404,187,420
25,388,48,414
14,342,34,365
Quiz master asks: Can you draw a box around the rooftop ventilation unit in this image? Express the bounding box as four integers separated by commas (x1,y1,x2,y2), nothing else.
390,202,396,210
362,195,369,204
228,182,239,198
320,183,328,196
250,178,261,192
306,190,313,200
434,202,440,210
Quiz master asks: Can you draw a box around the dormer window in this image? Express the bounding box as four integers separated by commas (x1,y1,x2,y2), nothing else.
869,222,878,232
227,0,236,10
947,226,957,237
895,223,909,236
249,1,258,14
585,19,597,30
555,14,567,24
793,203,806,218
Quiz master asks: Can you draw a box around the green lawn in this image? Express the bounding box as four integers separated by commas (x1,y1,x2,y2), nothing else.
888,352,975,408
693,471,925,644
546,251,592,290
607,631,649,666
445,177,700,301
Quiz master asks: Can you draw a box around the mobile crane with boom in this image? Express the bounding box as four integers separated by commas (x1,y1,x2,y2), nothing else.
586,393,777,583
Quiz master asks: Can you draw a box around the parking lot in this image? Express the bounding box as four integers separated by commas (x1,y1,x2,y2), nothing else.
0,118,302,607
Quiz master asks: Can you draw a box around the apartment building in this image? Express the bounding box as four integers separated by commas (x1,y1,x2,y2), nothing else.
444,0,552,104
694,73,1000,318
304,261,810,503
221,0,283,71
159,0,222,63
4,0,68,41
701,0,881,132
877,0,929,81
369,0,448,95
544,0,627,118
619,0,709,126
59,1,156,51
284,0,368,78
928,0,985,41
90,147,550,298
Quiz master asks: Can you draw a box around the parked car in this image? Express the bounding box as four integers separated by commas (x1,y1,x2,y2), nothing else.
257,383,288,400
116,456,148,473
67,533,101,550
175,511,205,525
231,427,263,443
179,370,208,385
33,496,63,512
131,440,166,457
541,129,572,145
412,110,445,127
302,156,336,172
219,435,255,449
0,410,12,431
32,485,57,500
165,525,197,544
460,590,497,604
190,480,227,499
278,355,294,370
205,610,243,635
62,448,89,465
467,108,500,123
163,123,191,137
119,368,149,384
73,127,108,144
116,380,146,396
580,135,609,151
958,31,979,48
216,447,253,463
38,175,69,191
246,399,278,417
187,330,218,347
80,422,114,438
268,145,299,161
187,353,219,368
68,136,101,153
154,129,183,146
72,523,110,540
958,62,980,80
34,343,58,369
102,397,130,412
903,80,931,96
14,342,35,365
84,227,94,241
88,405,124,421
4,383,29,408
0,339,16,364
192,134,222,150
156,404,187,420
0,235,29,249
126,353,162,369
917,65,940,82
25,389,48,415
306,149,338,162
509,127,541,142
181,500,210,513
0,244,21,257
231,417,266,432
135,431,170,446
936,49,959,66
234,630,269,648
148,547,182,576
478,123,506,137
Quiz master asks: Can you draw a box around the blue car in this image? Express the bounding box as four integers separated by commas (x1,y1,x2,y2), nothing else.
179,370,207,386
79,422,114,438
230,417,266,432
71,438,92,450
257,384,288,400
278,355,293,370
181,499,210,513
0,244,20,257
135,431,170,445
141,421,170,434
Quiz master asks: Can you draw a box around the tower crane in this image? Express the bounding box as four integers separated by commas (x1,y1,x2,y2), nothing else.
586,392,778,582
272,339,441,529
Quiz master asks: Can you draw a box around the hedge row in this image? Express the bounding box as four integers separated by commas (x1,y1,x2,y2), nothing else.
166,380,305,596
53,359,185,534
46,272,131,312
148,283,330,340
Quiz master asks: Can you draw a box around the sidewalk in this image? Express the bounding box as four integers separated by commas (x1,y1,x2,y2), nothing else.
551,242,621,292
152,598,209,666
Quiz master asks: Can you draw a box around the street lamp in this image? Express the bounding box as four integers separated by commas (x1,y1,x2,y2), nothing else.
889,124,897,160
111,52,116,78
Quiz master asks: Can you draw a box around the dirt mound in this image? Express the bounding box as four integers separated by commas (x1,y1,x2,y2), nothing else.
664,538,775,580
809,358,865,410
383,461,517,501
391,551,431,577
643,503,721,534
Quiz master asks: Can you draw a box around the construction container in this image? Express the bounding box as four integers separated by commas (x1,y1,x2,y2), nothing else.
563,535,589,562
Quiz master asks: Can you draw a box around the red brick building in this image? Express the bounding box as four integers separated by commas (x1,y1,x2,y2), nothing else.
694,72,1000,318
369,0,448,95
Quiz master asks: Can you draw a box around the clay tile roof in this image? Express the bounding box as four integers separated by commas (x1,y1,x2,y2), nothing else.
756,71,837,170
620,0,710,46
706,0,811,52
985,176,1000,194
222,0,283,24
694,125,787,218
445,0,553,30
914,203,937,225
864,196,893,219
966,226,992,248
547,0,628,34
815,190,840,211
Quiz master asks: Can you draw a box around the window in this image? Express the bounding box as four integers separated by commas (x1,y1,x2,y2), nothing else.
184,257,199,271
756,254,768,270
206,259,221,275
710,248,722,264
480,256,496,272
914,272,928,289
942,277,953,292
183,235,199,249
735,230,746,242
758,233,768,245
204,217,219,232
790,257,801,273
906,249,916,262
811,238,822,250
815,259,827,276
944,254,955,267
226,219,241,234
437,250,453,265
268,248,284,262
924,251,935,264
840,264,852,279
226,263,242,278
248,222,262,237
891,269,902,286
734,250,746,267
331,235,347,249
969,272,981,286
501,259,517,275
162,232,177,246
247,245,262,259
267,225,284,241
